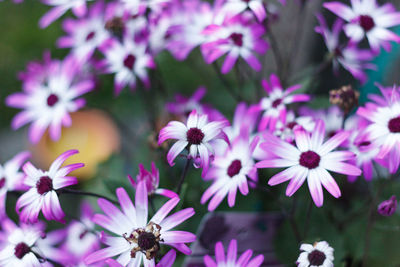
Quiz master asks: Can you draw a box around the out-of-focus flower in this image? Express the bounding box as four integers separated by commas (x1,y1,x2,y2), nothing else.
84,182,196,266
16,150,84,223
296,241,334,267
158,110,229,176
106,249,177,267
201,133,259,211
272,111,315,143
6,53,95,144
315,14,376,83
204,239,264,267
299,106,344,138
221,0,267,22
257,120,361,207
329,85,360,113
57,0,110,62
121,0,170,15
0,151,30,218
324,0,400,52
378,195,397,216
357,85,400,173
251,74,310,131
201,14,268,74
39,0,92,28
99,35,155,95
127,162,178,198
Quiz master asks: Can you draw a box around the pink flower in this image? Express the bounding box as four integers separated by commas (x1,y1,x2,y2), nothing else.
251,74,310,131
378,195,397,216
256,120,361,207
204,239,264,267
0,151,30,218
6,53,94,144
201,134,259,211
220,0,267,22
106,249,177,267
356,85,400,173
84,182,196,266
128,162,178,199
57,0,110,62
299,106,344,138
16,150,84,223
158,110,229,176
39,0,92,28
323,0,400,52
99,36,155,95
201,14,269,74
315,14,376,83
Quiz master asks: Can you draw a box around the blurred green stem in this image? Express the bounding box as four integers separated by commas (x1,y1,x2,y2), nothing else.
176,158,191,195
212,62,242,102
58,188,119,206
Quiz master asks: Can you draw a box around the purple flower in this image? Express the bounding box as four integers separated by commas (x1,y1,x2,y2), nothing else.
201,133,260,211
315,14,376,83
84,181,196,266
0,151,30,218
378,195,397,216
16,150,84,223
204,239,264,267
6,53,95,144
158,110,229,176
324,0,400,52
221,0,267,22
299,106,344,138
121,0,170,15
201,14,269,74
57,0,110,62
39,0,92,28
251,74,310,131
356,85,400,173
128,162,178,199
106,249,177,267
256,120,361,207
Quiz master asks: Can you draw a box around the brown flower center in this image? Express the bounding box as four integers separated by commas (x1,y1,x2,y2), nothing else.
124,222,162,260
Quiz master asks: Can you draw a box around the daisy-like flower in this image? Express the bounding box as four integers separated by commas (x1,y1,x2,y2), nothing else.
323,0,400,52
6,53,95,144
16,150,84,223
121,0,170,15
256,120,361,207
272,110,315,143
356,85,400,173
297,241,334,267
39,0,93,28
221,0,267,22
201,133,259,211
0,151,30,218
106,249,177,267
57,0,110,62
99,35,155,95
251,73,310,131
84,182,196,266
201,13,269,74
158,110,229,176
315,14,376,83
127,162,178,199
204,239,264,267
299,106,344,138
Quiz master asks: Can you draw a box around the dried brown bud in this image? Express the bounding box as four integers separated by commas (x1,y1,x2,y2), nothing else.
105,17,124,38
329,85,360,113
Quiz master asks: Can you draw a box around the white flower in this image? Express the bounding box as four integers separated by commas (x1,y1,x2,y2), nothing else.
297,241,334,267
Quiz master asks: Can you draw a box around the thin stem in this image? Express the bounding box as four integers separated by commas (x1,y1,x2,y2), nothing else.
212,62,241,102
176,158,191,195
266,29,284,79
149,196,156,214
302,199,313,240
58,188,119,206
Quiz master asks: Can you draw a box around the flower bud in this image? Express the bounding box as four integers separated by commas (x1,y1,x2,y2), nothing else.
329,85,360,113
378,195,397,216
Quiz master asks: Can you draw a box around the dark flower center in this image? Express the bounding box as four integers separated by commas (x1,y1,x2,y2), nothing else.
47,94,59,107
334,47,343,58
287,122,298,129
79,230,89,240
186,127,205,145
36,176,53,195
299,151,320,169
358,15,375,32
138,232,157,250
229,33,243,47
14,242,30,259
308,249,326,265
272,98,282,108
0,177,6,189
388,117,400,133
86,31,96,41
358,141,371,147
123,54,136,70
227,160,242,177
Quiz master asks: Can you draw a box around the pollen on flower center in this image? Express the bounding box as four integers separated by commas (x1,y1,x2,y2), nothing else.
358,15,375,32
36,176,53,195
308,249,326,265
388,117,400,133
299,151,320,169
124,222,162,260
227,159,242,177
47,94,59,107
272,98,283,108
14,242,30,259
0,177,6,189
186,127,205,145
86,31,96,41
229,33,243,47
123,54,136,70
138,232,157,250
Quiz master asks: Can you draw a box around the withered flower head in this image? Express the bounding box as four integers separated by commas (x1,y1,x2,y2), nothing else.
329,85,360,113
